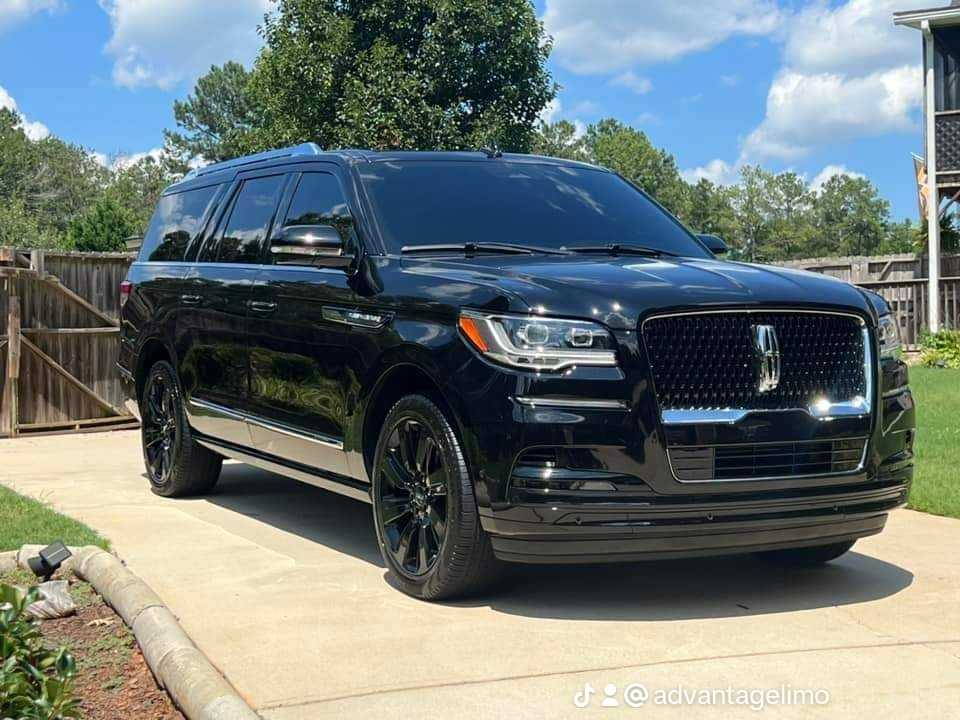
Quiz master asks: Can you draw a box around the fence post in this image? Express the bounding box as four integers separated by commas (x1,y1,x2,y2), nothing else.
2,292,20,437
30,249,45,277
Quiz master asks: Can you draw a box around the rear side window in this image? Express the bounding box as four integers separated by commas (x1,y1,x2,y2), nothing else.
216,175,287,264
283,173,353,241
139,185,220,262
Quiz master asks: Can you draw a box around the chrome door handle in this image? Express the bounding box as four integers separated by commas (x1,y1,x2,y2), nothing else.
248,300,278,314
180,294,202,305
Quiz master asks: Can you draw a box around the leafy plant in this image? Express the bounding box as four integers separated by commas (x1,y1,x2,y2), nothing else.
920,329,960,369
0,583,79,720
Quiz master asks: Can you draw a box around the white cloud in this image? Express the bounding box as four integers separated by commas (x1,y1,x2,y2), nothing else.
741,0,928,162
0,0,59,31
682,159,739,186
810,164,865,191
91,147,165,171
98,0,270,90
610,71,652,95
543,0,781,75
0,85,49,140
742,65,921,161
539,98,562,125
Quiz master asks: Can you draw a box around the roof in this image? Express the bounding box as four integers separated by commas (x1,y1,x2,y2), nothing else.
164,146,605,194
894,2,960,28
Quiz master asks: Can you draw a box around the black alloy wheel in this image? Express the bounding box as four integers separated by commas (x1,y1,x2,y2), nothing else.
140,360,222,498
143,369,179,485
377,418,449,577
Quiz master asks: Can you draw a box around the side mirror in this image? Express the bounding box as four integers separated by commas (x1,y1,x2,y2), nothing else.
271,225,353,268
698,233,728,256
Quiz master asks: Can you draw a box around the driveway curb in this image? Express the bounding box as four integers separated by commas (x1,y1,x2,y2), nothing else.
18,545,261,720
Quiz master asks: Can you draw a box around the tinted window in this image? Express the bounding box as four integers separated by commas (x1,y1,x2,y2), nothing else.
216,175,287,264
283,173,353,242
139,185,219,262
359,161,710,258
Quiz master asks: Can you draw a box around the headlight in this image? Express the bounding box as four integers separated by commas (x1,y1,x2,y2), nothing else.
458,310,617,371
878,314,902,358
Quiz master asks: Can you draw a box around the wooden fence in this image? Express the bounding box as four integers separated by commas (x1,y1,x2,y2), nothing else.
776,252,960,347
0,248,137,438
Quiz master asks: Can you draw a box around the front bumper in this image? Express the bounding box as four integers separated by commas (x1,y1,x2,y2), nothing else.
444,329,915,564
485,472,910,563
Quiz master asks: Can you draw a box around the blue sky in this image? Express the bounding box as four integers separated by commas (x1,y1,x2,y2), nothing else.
0,0,933,221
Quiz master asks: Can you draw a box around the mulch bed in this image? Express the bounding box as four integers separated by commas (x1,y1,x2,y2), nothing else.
3,568,183,719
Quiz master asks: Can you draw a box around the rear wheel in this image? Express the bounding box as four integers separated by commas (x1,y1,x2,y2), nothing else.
758,540,856,566
141,361,222,498
372,395,501,600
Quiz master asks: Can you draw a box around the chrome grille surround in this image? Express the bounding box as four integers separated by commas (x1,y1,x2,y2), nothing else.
642,309,874,425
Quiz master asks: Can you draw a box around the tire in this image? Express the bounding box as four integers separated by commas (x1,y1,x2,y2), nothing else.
371,395,501,600
757,540,856,567
140,360,222,498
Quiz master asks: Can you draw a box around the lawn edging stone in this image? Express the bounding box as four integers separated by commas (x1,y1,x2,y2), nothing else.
16,544,261,720
0,550,16,573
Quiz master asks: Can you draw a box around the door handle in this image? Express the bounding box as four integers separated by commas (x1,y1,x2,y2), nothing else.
180,294,202,305
248,300,278,314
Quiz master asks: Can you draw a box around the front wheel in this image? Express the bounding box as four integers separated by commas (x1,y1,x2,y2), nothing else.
371,395,501,600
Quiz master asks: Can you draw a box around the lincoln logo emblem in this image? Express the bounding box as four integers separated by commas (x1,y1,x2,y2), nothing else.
752,324,781,393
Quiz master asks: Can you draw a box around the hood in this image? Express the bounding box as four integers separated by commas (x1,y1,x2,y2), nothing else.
401,255,875,330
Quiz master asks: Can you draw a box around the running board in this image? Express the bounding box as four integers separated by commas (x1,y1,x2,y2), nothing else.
196,436,372,504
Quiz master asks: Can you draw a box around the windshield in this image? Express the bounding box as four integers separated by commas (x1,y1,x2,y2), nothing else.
358,160,710,258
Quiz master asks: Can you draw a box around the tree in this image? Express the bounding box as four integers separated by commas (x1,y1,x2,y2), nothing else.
686,179,739,246
531,120,589,161
164,62,261,163
104,154,185,233
730,166,777,262
813,175,889,257
244,0,555,153
66,196,139,252
583,119,690,218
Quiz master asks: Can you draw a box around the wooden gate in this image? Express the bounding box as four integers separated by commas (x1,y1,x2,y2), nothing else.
0,248,138,437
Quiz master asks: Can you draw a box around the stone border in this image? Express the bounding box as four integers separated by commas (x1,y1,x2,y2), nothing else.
13,545,260,720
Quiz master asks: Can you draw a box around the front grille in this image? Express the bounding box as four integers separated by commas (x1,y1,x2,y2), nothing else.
669,438,867,482
642,312,866,411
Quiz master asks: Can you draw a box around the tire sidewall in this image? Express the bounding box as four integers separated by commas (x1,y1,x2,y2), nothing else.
372,396,472,599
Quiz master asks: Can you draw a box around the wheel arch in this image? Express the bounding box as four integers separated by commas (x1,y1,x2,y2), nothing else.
134,337,176,404
359,360,469,480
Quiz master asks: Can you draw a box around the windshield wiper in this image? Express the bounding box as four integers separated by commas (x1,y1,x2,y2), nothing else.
401,242,570,256
564,244,677,257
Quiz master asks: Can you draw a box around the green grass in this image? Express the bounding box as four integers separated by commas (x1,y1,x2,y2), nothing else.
0,484,108,552
908,367,960,519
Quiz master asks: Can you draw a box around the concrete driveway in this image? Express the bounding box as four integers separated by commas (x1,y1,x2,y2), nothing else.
2,430,959,718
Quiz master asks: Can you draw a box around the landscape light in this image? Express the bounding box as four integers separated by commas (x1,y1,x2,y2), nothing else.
27,541,72,581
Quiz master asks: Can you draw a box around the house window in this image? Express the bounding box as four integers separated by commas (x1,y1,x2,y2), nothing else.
935,26,960,112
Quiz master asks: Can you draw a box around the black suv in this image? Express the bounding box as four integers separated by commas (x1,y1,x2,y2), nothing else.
118,144,915,600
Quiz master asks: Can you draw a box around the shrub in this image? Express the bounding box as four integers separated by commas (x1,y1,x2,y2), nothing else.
0,583,79,720
919,329,960,369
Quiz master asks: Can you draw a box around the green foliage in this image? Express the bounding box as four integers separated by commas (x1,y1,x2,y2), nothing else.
165,62,261,163
0,583,80,719
66,196,140,252
919,330,960,369
530,120,588,162
169,0,555,157
584,119,690,218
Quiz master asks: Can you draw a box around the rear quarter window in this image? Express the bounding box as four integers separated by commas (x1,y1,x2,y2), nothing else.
139,184,221,263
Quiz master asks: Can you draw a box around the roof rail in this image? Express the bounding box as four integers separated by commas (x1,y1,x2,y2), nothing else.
184,142,323,179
